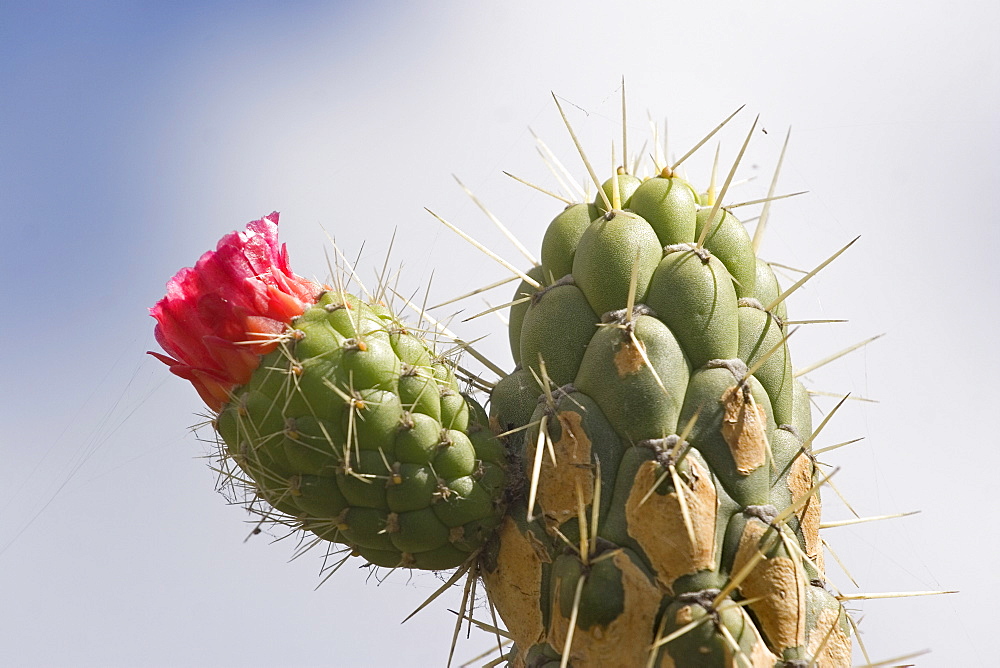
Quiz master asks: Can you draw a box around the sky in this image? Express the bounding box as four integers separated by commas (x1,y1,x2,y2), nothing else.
1,1,998,666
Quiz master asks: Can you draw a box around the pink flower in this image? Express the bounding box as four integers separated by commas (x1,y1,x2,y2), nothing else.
150,212,322,410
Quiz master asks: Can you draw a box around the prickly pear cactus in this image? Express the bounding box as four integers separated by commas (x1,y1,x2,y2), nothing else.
150,213,507,570
484,147,852,664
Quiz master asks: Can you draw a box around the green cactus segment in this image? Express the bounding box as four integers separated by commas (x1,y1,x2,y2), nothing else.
695,208,757,299
628,175,698,246
216,292,506,570
488,160,848,665
571,210,661,317
508,265,546,365
574,313,689,443
645,245,739,369
540,203,600,284
737,303,793,427
752,257,788,323
519,279,599,389
594,172,643,213
489,367,541,430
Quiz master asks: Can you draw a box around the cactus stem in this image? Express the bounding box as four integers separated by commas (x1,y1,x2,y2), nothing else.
673,410,700,466
773,466,837,528
716,621,754,668
743,324,798,382
670,463,698,547
807,604,844,668
635,464,671,509
496,418,542,439
529,359,555,416
779,528,810,641
590,461,603,554
776,517,823,583
549,522,579,553
625,249,642,323
752,127,793,254
392,287,507,378
718,469,836,608
559,574,588,668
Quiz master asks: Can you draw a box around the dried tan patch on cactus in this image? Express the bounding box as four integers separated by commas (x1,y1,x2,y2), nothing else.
482,516,548,651
625,458,717,590
524,410,594,528
721,385,769,475
732,519,807,653
788,451,824,571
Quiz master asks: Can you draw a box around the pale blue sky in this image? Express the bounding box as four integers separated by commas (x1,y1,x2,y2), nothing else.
2,1,998,665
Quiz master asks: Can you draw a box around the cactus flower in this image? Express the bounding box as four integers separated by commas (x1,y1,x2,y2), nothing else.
149,212,322,410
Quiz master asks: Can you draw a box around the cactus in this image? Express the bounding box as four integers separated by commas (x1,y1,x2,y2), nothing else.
151,100,942,667
483,107,854,667
150,213,508,570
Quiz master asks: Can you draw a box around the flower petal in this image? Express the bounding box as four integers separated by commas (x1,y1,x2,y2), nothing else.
149,213,321,410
